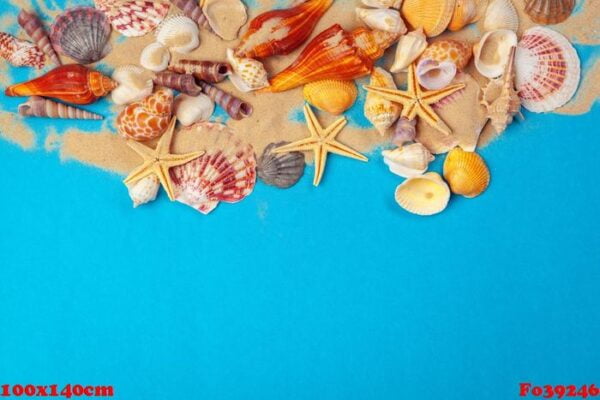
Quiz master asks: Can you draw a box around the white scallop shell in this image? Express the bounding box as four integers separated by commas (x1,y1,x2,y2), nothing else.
202,0,248,41
483,0,519,32
473,29,518,78
416,58,457,90
226,48,270,92
111,65,154,105
174,93,215,126
382,143,435,178
390,28,428,73
364,67,402,135
355,8,407,35
127,175,160,208
140,42,170,72
156,15,200,54
394,172,450,216
362,0,402,8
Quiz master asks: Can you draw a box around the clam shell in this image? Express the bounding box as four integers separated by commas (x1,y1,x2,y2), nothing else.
515,26,580,113
303,80,358,115
390,27,427,73
364,67,401,135
226,48,270,92
174,93,215,126
355,8,407,35
156,15,200,54
524,0,574,25
111,65,154,105
382,143,434,178
394,172,450,216
94,0,170,37
140,42,170,72
202,0,247,41
361,0,402,8
117,88,174,141
127,174,160,207
401,0,456,37
416,58,457,90
421,39,472,70
483,0,519,32
257,142,306,189
473,29,518,79
448,0,486,31
443,147,490,198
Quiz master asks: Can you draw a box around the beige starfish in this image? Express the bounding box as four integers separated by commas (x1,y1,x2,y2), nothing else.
363,63,466,136
273,104,368,187
123,118,204,201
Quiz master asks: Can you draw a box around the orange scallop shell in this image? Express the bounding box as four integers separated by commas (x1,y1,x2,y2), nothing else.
117,88,173,141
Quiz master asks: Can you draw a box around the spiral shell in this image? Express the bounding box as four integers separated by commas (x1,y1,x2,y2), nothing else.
199,81,253,120
18,96,103,120
364,67,401,135
168,0,212,31
382,143,435,178
127,175,160,207
257,142,306,189
168,60,231,83
174,93,214,126
355,8,407,35
18,9,61,66
153,71,203,96
111,65,154,105
416,58,457,90
226,48,270,92
390,28,427,73
392,117,417,146
117,88,174,141
420,39,472,70
156,15,200,54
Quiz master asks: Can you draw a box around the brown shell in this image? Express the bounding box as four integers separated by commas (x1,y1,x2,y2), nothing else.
524,0,574,24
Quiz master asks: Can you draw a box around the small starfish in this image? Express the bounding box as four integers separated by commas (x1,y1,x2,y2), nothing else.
273,104,368,187
363,63,466,136
124,117,204,201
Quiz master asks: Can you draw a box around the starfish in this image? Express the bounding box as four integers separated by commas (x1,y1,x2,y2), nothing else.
363,63,466,136
273,104,368,187
123,117,204,201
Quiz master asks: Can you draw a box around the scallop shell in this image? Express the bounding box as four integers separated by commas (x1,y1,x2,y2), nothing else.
111,65,154,105
524,0,574,25
421,39,472,70
416,58,457,90
392,117,417,146
226,48,270,92
382,143,434,178
443,147,490,198
140,42,170,72
201,0,247,41
515,26,580,113
257,142,306,189
156,15,200,54
94,0,170,37
362,0,402,8
483,0,519,32
474,29,518,79
355,8,407,35
448,0,486,31
390,28,428,73
50,7,111,65
169,122,256,215
174,93,215,126
364,67,401,135
394,172,450,216
117,88,174,141
0,32,45,69
127,174,160,207
401,0,456,37
303,80,358,115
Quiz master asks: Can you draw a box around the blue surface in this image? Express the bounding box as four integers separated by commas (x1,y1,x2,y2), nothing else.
1,1,600,399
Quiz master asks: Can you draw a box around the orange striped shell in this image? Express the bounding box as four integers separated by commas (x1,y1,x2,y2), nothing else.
117,88,173,141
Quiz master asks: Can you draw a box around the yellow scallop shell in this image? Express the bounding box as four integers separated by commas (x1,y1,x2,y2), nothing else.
394,172,451,216
401,0,456,37
420,39,473,70
448,0,487,31
303,79,358,115
443,147,490,198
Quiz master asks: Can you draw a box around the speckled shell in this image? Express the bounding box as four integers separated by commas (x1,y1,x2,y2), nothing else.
111,65,154,105
94,0,170,37
227,48,270,92
364,67,401,135
257,142,306,189
443,147,490,197
421,39,472,70
0,32,45,69
19,96,103,120
303,80,358,115
524,0,574,24
117,88,174,141
394,172,450,216
416,58,457,90
382,143,435,178
173,93,214,126
127,174,160,207
202,0,247,41
156,15,199,54
401,0,456,37
18,9,61,66
50,7,111,64
474,29,518,78
390,28,427,73
483,0,519,32
448,0,486,31
355,8,407,35
140,42,170,72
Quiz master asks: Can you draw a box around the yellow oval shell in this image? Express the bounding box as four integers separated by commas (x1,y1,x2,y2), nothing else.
443,147,490,197
303,80,358,115
421,39,472,70
401,0,456,37
395,172,451,216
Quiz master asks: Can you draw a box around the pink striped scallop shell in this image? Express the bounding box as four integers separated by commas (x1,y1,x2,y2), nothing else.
94,0,170,37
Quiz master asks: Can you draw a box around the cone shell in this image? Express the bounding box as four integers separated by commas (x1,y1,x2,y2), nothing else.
421,39,472,70
364,67,401,135
416,58,457,90
401,0,456,37
474,29,518,78
390,28,427,73
111,65,154,105
362,0,402,7
168,60,231,83
140,42,170,72
515,26,580,112
202,0,247,41
18,96,103,120
0,32,45,69
382,143,434,178
524,0,574,25
483,0,519,32
394,172,450,216
156,15,200,54
18,9,61,66
448,0,486,31
127,174,160,207
303,80,358,115
443,147,490,198
227,48,270,92
117,88,174,141
258,142,306,189
94,0,170,37
355,8,407,35
174,93,214,126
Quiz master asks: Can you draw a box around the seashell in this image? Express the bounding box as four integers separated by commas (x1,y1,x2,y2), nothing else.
483,0,519,32
153,71,203,96
401,0,456,37
18,9,61,66
351,27,400,61
111,65,154,105
199,81,253,120
515,26,580,113
361,0,402,8
257,142,306,189
168,0,211,31
235,0,333,59
355,8,407,35
127,174,160,207
448,0,486,31
421,39,472,70
170,122,256,214
50,7,111,65
168,60,231,83
201,0,247,41
18,96,103,120
5,64,117,105
173,93,214,126
443,147,490,198
226,49,270,92
156,15,200,54
140,42,170,72
0,32,45,69
524,0,574,25
473,29,518,79
392,117,417,146
94,0,170,37
394,172,450,216
364,67,401,135
303,80,358,115
117,88,173,141
382,143,435,178
416,58,457,90
390,28,427,73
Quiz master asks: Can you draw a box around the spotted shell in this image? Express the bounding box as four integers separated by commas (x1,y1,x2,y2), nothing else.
443,147,490,198
395,172,451,216
0,32,45,69
303,80,358,115
156,15,199,54
226,48,270,92
421,39,472,70
117,88,173,141
257,142,306,189
94,0,170,37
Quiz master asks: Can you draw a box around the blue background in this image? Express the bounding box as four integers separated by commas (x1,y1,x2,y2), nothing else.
1,1,600,399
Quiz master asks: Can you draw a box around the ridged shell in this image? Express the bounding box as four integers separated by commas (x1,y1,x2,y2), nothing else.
199,81,253,120
448,0,486,31
416,58,457,90
443,147,490,198
50,7,111,64
117,88,174,141
524,0,574,25
515,26,580,112
362,0,402,7
0,32,45,69
94,0,170,37
111,65,154,105
201,0,247,41
153,71,203,96
226,48,270,92
392,117,417,146
483,0,519,32
474,29,518,78
421,39,472,70
303,80,358,115
364,67,401,135
156,15,199,54
140,42,170,72
18,96,103,120
390,28,427,73
382,143,435,178
257,142,306,189
168,0,211,31
401,0,456,37
127,175,160,207
174,93,214,126
18,9,61,66
395,172,450,216
169,122,256,214
355,8,407,35
168,60,231,83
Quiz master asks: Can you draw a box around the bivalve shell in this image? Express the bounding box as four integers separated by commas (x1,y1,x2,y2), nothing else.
202,0,247,41
94,0,170,37
524,0,574,25
382,143,434,178
356,8,407,35
401,0,456,37
390,28,427,73
473,29,518,78
140,42,170,72
257,142,306,189
156,15,200,53
174,93,215,126
361,0,402,8
448,0,486,31
443,147,490,198
394,172,450,216
303,80,358,115
483,0,519,32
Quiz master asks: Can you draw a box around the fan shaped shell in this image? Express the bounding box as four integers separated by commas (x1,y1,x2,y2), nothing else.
483,0,519,32
394,172,450,216
443,147,490,197
94,0,170,37
448,0,486,31
258,142,306,189
303,80,358,115
156,15,200,54
401,0,456,37
524,0,574,25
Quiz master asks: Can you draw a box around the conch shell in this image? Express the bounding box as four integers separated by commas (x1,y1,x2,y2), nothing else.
382,143,434,178
443,147,490,198
111,65,154,105
127,175,160,208
355,8,407,35
199,81,253,120
227,48,270,92
18,96,103,120
392,117,417,146
116,88,173,141
174,93,214,126
390,28,427,73
395,172,451,216
364,67,401,135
